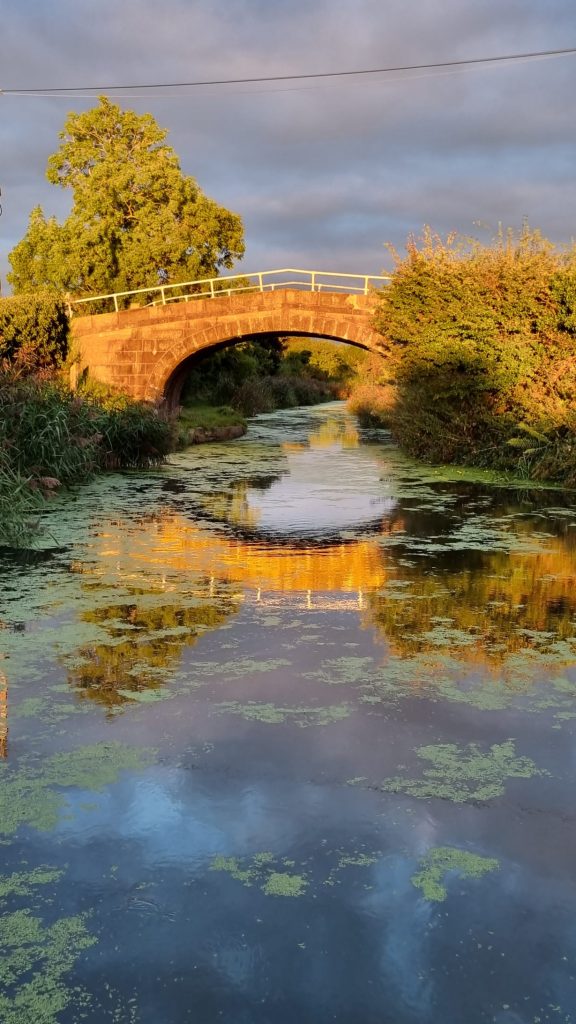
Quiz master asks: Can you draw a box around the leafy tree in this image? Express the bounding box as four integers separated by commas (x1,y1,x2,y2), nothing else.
0,292,69,367
8,96,244,298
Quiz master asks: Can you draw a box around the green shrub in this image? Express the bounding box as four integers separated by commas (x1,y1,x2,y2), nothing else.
285,375,334,406
282,338,368,391
0,293,69,367
93,401,173,468
0,450,44,547
347,383,396,427
230,378,275,416
0,370,98,484
369,225,576,484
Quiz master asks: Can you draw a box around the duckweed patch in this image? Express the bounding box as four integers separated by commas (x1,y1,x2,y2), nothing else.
0,742,155,835
0,867,62,902
215,701,351,726
0,910,96,1024
323,851,381,888
304,656,376,686
262,872,308,897
0,866,95,1024
364,740,548,803
411,847,500,902
195,658,292,678
210,845,381,898
210,853,308,897
357,643,576,718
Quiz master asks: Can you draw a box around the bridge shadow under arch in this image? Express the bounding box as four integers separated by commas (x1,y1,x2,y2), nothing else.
163,329,373,409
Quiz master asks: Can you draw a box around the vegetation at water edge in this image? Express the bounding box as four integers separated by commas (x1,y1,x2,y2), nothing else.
0,345,173,546
348,225,576,486
178,334,367,435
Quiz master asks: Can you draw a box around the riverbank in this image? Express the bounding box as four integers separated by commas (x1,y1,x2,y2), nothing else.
176,403,247,445
0,365,173,545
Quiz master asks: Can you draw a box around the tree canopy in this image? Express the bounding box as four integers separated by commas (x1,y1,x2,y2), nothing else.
8,97,245,297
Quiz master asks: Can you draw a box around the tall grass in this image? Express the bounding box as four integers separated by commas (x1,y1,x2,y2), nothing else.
0,364,174,545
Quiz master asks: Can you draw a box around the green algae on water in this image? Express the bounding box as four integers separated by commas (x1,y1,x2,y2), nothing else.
44,741,154,791
0,910,96,1024
0,741,155,836
305,656,376,686
0,867,62,902
411,846,500,902
210,856,258,886
368,739,548,803
262,872,308,897
0,867,96,1024
215,701,350,726
323,850,381,888
210,852,309,897
210,845,381,897
337,853,379,868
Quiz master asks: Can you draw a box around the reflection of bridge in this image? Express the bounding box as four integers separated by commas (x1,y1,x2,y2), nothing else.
0,670,7,758
70,268,390,406
249,588,367,612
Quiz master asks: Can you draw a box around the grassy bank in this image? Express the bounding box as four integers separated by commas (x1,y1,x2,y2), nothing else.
177,403,247,444
0,365,173,545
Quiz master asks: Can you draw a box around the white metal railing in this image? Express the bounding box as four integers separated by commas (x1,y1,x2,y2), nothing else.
67,268,392,315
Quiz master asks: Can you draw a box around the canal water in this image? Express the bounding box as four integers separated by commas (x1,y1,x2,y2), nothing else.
1,401,576,1023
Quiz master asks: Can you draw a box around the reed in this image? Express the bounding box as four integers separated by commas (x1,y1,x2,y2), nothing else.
0,364,173,545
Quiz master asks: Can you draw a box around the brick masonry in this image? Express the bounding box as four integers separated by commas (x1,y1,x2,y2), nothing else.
71,289,385,405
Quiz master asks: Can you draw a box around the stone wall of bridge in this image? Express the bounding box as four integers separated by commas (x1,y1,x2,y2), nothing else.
71,288,385,405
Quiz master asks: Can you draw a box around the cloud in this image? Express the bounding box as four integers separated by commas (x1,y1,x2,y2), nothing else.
1,0,576,289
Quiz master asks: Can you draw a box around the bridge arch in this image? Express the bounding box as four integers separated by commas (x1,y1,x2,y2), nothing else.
71,288,385,405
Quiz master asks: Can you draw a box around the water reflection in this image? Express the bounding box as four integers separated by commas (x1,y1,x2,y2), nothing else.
65,478,576,710
0,668,7,757
197,413,395,540
2,403,576,1023
66,578,242,710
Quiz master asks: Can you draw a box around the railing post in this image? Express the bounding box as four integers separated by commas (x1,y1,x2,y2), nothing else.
69,270,392,317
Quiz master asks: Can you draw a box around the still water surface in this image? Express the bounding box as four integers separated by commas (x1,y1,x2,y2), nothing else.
2,402,576,1023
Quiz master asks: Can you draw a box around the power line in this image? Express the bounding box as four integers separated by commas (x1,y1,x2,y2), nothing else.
2,46,575,96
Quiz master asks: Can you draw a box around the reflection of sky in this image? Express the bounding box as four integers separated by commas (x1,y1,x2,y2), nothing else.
44,750,576,1023
244,445,396,535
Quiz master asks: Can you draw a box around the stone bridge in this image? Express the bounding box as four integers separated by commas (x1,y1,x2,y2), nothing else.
70,272,388,406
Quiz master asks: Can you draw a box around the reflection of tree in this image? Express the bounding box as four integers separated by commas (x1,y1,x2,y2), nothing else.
193,468,293,533
0,670,7,758
135,515,390,595
305,416,360,450
365,528,576,672
65,478,576,712
67,581,240,712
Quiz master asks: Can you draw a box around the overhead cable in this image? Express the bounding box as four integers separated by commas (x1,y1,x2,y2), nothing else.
2,45,575,96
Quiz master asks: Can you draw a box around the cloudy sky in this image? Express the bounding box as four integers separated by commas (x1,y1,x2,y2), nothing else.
2,0,576,292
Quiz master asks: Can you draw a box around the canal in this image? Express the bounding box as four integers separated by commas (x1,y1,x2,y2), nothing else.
1,401,576,1023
